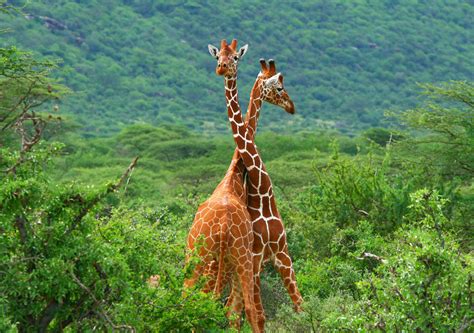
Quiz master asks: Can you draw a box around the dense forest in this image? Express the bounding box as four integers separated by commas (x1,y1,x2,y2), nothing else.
1,1,473,332
1,0,473,135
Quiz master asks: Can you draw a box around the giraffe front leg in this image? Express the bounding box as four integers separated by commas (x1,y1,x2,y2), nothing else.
274,250,303,312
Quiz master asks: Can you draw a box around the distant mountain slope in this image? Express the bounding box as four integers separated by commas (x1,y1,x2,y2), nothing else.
1,0,473,135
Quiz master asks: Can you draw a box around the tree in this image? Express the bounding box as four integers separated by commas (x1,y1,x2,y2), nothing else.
394,81,474,180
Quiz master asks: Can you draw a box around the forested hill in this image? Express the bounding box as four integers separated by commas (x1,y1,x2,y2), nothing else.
1,1,473,136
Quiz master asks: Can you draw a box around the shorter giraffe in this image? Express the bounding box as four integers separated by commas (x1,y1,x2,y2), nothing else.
243,60,303,328
184,39,261,332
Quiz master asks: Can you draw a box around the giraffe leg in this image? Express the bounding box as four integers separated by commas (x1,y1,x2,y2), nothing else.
236,261,261,333
274,250,303,312
202,260,218,293
183,262,206,290
228,235,260,333
253,254,266,331
225,274,244,330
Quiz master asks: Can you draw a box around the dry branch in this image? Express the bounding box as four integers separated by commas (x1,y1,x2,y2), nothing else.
65,157,139,235
356,252,388,264
70,270,136,332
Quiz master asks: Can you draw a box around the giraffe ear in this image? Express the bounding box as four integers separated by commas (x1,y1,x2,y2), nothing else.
237,44,249,59
208,44,219,58
265,73,281,87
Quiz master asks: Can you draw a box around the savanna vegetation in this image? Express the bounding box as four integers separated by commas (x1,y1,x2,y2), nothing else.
1,1,473,332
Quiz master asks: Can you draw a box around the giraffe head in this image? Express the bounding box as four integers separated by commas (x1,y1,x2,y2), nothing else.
208,39,248,77
258,59,295,114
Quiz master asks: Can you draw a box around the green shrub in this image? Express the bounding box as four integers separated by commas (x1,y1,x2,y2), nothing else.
0,145,225,332
272,189,473,332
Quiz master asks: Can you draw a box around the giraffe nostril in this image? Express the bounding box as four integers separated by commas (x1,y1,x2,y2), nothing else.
223,63,227,68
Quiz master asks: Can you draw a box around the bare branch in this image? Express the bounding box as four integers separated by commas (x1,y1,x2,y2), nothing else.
356,252,388,264
38,300,61,333
65,157,139,235
69,271,135,332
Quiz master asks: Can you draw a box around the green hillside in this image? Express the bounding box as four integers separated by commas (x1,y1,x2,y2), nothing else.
1,0,473,135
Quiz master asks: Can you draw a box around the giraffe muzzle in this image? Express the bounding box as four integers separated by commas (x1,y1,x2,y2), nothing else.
216,64,227,76
285,100,295,114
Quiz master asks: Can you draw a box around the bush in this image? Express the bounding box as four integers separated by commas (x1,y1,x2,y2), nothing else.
0,145,225,331
270,189,473,332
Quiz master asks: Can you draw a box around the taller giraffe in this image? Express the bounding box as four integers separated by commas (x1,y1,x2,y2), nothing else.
209,39,303,331
184,39,262,332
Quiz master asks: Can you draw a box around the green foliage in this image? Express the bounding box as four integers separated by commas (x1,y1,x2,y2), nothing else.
269,190,473,332
362,127,405,146
394,81,474,180
1,1,473,135
0,144,226,331
0,35,225,331
292,145,412,259
311,147,412,232
350,190,473,332
83,207,227,332
0,46,68,146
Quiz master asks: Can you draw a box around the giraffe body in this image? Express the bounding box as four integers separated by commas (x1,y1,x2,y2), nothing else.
244,71,303,319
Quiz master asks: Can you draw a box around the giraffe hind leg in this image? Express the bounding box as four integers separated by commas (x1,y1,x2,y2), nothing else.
229,237,261,332
274,250,303,312
236,260,262,333
225,273,244,330
202,260,219,293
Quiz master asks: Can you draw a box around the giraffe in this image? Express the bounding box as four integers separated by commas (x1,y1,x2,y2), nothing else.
208,39,303,331
184,39,262,332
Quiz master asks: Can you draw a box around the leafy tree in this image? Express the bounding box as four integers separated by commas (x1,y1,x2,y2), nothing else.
394,81,474,180
269,190,473,332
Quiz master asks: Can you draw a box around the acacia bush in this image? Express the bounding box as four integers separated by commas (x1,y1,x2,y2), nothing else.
0,146,227,331
289,145,414,259
270,190,473,332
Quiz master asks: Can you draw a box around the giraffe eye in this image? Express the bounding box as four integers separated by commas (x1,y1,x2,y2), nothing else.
277,87,284,92
233,56,239,61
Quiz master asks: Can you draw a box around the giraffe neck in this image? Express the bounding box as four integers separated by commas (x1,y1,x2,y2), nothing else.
244,79,279,213
221,76,262,202
243,77,263,140
227,76,263,168
224,74,272,198
225,75,262,141
216,150,246,200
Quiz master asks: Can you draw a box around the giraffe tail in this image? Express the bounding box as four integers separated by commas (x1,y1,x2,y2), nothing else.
214,214,229,296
